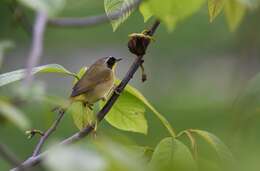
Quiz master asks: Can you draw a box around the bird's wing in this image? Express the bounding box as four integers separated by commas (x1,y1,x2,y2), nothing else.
70,66,113,97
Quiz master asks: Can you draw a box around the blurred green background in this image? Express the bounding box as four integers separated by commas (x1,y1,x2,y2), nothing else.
1,0,260,170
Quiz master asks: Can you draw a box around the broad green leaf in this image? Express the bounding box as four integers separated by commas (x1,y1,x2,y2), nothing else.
68,102,95,130
224,0,246,31
190,129,234,163
0,40,14,67
117,80,176,137
0,99,30,130
150,137,197,171
104,90,148,134
104,0,137,31
145,0,206,31
17,0,65,17
139,2,153,22
0,64,77,87
208,0,225,22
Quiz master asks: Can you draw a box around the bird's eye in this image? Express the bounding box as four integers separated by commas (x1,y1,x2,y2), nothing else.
106,57,116,69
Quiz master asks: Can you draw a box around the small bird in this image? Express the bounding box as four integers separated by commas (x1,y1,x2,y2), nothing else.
70,56,122,109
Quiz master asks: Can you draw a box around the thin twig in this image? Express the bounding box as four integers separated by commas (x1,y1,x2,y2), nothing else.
11,20,161,171
25,11,48,84
48,0,142,27
0,143,21,167
32,110,65,157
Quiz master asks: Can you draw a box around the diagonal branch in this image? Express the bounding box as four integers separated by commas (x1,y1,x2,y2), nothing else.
11,20,160,171
32,110,65,157
48,0,142,27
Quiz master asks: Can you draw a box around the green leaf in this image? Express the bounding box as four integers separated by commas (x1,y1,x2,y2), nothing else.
131,146,154,162
190,129,234,163
68,102,95,130
150,137,197,171
0,99,30,130
145,0,206,31
139,2,153,22
119,81,176,137
73,66,87,85
0,64,77,87
208,0,225,22
224,0,246,31
104,0,137,31
104,90,148,134
17,0,65,17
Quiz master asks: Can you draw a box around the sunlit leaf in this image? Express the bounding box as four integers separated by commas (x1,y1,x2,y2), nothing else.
190,129,234,163
139,2,153,22
17,0,65,17
0,99,30,130
104,0,138,31
45,145,107,171
145,0,206,31
224,0,246,31
150,137,197,171
208,0,225,22
0,64,77,87
104,90,148,134
116,80,175,137
68,102,95,130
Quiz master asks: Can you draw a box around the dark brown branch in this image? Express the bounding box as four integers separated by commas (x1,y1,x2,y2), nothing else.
32,110,65,157
25,11,48,84
48,0,141,27
0,143,21,167
11,20,160,171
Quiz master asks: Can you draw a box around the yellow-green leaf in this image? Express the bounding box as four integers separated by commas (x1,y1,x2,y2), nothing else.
118,81,176,137
139,2,153,22
0,64,77,87
68,102,95,130
208,0,225,22
190,129,234,163
104,90,148,134
150,137,197,171
145,0,206,31
224,0,246,31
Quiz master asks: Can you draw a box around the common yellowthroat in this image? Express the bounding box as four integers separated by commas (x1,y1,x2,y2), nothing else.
70,56,122,109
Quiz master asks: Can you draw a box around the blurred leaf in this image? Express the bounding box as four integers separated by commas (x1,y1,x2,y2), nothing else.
0,40,14,67
150,137,197,171
237,0,260,9
0,64,77,87
190,129,234,163
17,0,65,17
104,0,137,31
104,90,148,134
118,81,175,137
130,146,154,162
145,0,206,31
208,0,225,22
0,99,30,130
45,145,107,171
224,0,246,31
139,2,153,22
95,138,147,171
68,102,95,130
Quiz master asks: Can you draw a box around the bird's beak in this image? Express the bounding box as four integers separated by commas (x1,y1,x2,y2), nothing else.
116,58,122,62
